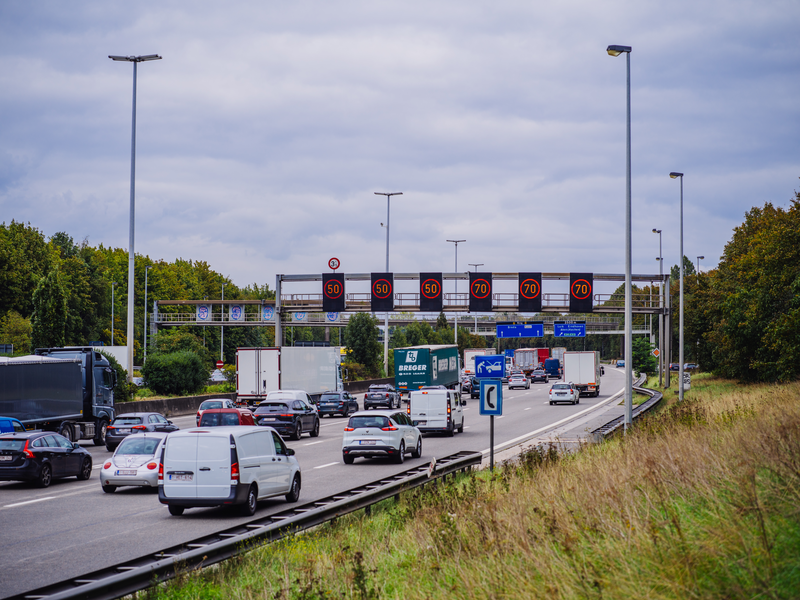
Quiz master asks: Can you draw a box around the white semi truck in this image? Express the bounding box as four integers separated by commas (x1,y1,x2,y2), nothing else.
236,346,343,405
562,351,602,397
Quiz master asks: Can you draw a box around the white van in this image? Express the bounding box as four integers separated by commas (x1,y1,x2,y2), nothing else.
407,388,465,436
158,426,301,516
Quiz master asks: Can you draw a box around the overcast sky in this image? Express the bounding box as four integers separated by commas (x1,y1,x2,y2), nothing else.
1,0,798,300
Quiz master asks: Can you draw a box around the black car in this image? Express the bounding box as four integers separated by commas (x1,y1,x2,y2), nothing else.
470,377,480,399
318,392,360,417
531,369,548,383
0,431,93,487
105,412,179,452
364,384,401,409
254,399,320,440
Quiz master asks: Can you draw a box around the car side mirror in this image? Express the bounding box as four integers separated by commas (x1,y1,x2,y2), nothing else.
286,448,295,456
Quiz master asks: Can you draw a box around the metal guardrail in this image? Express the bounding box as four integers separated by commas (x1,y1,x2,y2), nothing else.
10,450,482,600
591,375,663,439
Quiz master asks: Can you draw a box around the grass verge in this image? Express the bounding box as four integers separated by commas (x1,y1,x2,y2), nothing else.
143,376,800,599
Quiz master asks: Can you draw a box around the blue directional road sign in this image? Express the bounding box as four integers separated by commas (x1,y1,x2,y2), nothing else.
479,379,503,416
496,321,544,338
554,321,586,337
475,355,505,378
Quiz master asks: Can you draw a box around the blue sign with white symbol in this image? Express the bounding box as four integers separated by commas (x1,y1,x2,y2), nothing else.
479,379,503,415
475,355,505,378
262,306,274,321
496,322,544,338
554,321,586,337
325,312,339,322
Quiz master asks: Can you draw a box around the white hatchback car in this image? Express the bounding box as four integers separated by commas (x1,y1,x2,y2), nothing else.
342,410,422,465
508,373,530,390
100,432,168,493
549,382,580,405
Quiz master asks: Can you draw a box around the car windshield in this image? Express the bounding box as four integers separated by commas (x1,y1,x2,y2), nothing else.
113,416,143,425
368,385,389,391
320,394,342,401
200,412,241,426
255,403,289,414
199,401,223,410
552,384,570,389
116,437,161,455
0,439,25,450
348,415,390,429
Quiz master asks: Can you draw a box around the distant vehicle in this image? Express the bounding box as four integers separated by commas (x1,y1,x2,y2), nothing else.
669,363,680,371
253,398,320,440
394,345,460,395
209,369,226,382
463,348,494,376
0,431,92,487
407,388,465,436
460,377,472,394
0,416,26,433
196,398,237,426
616,360,625,368
549,382,580,405
106,413,178,452
684,363,699,371
317,391,359,418
530,370,548,384
100,432,168,493
132,376,146,387
342,410,422,464
508,373,530,390
364,384,401,410
543,358,561,380
470,377,480,399
198,408,256,427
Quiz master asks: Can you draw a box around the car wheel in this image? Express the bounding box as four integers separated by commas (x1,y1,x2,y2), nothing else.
394,441,405,464
411,436,422,458
285,474,301,503
168,505,185,516
458,419,464,434
343,454,355,464
102,484,117,493
77,457,92,480
93,418,109,446
549,401,554,405
106,443,117,452
240,485,258,516
447,422,455,437
36,463,52,488
310,418,320,438
576,397,580,404
292,423,302,440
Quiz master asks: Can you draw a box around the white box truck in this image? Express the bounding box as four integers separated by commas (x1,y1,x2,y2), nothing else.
463,348,493,376
236,347,342,405
562,351,602,397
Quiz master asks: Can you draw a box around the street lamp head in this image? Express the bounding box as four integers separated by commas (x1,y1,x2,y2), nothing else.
109,54,162,62
669,172,683,179
698,255,705,260
374,192,403,197
446,239,466,244
606,45,632,56
652,228,661,234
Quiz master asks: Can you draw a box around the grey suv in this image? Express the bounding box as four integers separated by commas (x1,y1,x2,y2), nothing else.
364,384,401,409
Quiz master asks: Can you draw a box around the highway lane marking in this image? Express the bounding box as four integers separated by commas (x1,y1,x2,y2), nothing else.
304,439,334,446
480,387,625,455
5,497,56,508
524,407,532,411
314,462,339,469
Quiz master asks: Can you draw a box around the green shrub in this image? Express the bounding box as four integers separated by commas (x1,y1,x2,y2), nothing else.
100,350,130,402
142,351,207,396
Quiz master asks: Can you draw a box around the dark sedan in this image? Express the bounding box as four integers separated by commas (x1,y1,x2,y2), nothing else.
105,412,179,452
318,392,359,417
0,431,92,487
254,399,320,440
531,369,548,383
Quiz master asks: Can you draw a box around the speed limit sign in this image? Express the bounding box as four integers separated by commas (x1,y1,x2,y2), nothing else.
328,257,340,271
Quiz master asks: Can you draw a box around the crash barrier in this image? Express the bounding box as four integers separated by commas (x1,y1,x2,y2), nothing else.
10,450,482,600
343,377,395,394
590,375,663,439
114,392,237,417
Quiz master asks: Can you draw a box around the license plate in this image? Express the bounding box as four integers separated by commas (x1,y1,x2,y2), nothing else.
416,421,427,426
116,469,137,476
117,429,131,434
0,455,12,461
359,440,377,445
260,418,276,422
169,474,193,481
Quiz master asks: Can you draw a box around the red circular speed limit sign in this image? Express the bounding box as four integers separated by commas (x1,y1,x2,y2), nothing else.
328,257,340,270
571,279,592,300
421,278,441,299
372,278,392,298
519,278,541,299
324,278,343,299
470,278,491,299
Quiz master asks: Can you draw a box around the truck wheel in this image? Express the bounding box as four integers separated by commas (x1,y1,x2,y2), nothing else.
310,418,320,438
93,418,108,446
36,463,52,488
168,505,185,516
240,485,258,516
59,423,73,442
285,475,301,503
76,457,92,480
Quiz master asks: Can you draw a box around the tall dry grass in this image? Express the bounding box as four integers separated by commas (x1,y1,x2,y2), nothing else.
150,377,800,600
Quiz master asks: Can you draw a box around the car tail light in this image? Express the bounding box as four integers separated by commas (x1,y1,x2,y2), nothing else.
104,461,112,469
447,401,451,415
107,426,115,431
147,462,157,470
385,393,389,398
158,462,164,482
549,388,553,394
344,426,354,431
132,425,147,430
22,440,34,459
231,462,240,485
406,405,410,415
381,424,398,431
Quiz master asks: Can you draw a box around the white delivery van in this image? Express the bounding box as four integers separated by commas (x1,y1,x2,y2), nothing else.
158,426,301,516
407,387,465,436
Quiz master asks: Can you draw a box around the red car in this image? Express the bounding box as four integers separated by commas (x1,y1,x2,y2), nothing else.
195,398,237,425
198,408,256,427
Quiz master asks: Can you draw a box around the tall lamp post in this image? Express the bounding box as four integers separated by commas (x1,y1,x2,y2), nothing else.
111,282,116,346
143,266,152,361
670,172,685,401
220,283,226,363
447,240,466,344
696,255,704,283
653,228,663,386
109,53,162,379
607,44,633,431
469,264,483,333
375,192,403,376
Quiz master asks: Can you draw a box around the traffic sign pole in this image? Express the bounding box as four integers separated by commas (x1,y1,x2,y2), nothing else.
490,415,495,471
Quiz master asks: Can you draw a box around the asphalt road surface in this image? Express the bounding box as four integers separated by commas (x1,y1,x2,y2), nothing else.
0,368,626,598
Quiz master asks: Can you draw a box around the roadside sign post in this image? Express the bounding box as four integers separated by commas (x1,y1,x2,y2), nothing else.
476,355,504,471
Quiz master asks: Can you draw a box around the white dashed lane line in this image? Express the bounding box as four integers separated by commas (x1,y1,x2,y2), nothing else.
314,462,339,470
5,497,56,508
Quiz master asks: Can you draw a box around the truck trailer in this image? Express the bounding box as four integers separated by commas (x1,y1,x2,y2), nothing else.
562,351,602,397
514,348,549,375
0,348,117,444
236,346,343,405
394,345,459,395
463,348,494,376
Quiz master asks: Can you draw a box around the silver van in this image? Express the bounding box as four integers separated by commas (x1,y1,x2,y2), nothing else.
407,388,465,436
158,426,301,516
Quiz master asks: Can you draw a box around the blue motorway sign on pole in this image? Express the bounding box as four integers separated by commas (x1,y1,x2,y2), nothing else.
554,321,586,337
479,378,503,472
475,355,505,378
496,321,544,338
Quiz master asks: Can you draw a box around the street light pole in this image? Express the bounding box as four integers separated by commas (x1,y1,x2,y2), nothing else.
220,283,226,363
109,53,161,379
143,266,152,362
607,44,633,431
653,228,663,387
469,264,483,333
111,282,116,346
670,172,685,401
696,255,704,283
447,240,466,344
375,192,403,376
